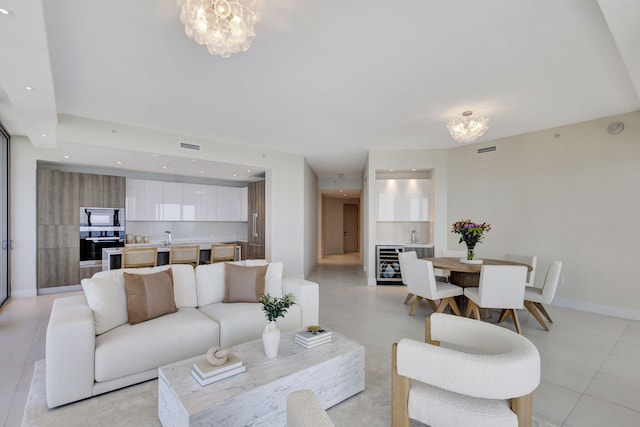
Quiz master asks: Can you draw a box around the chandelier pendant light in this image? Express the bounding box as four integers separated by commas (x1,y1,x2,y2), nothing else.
177,0,259,58
447,111,489,143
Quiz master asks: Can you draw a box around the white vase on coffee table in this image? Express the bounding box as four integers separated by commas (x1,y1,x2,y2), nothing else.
262,321,281,358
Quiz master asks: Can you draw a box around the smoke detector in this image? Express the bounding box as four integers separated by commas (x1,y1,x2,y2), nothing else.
607,122,624,135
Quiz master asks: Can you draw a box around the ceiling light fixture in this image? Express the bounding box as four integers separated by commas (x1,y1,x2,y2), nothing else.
0,8,10,15
176,0,259,58
447,111,489,143
24,86,34,91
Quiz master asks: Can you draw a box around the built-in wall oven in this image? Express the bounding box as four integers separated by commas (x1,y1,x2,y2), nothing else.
80,208,125,268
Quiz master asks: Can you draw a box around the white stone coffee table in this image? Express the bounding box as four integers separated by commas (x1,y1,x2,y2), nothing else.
158,331,365,426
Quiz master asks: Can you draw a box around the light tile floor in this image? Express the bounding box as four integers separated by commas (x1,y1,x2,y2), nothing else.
1,259,639,426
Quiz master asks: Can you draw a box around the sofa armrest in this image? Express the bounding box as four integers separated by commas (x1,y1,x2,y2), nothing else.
283,276,319,327
46,295,96,408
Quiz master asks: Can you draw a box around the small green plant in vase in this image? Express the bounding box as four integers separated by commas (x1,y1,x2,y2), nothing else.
259,293,296,358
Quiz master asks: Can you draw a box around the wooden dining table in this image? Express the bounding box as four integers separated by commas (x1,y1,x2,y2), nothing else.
423,257,533,318
423,257,533,288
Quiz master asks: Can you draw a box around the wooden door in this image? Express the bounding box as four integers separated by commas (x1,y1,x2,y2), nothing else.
343,203,359,253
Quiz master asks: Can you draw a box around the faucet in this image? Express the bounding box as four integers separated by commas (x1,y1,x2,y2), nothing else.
411,230,417,243
165,230,172,246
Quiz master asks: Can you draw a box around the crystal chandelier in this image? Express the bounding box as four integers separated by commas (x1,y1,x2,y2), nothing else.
177,0,259,58
447,111,489,143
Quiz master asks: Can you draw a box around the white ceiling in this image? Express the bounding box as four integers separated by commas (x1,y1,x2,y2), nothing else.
1,0,639,180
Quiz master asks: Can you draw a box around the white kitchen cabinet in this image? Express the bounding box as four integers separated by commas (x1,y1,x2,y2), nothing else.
230,187,248,221
376,179,430,221
181,183,201,221
200,184,217,221
126,179,247,222
125,178,146,221
162,182,182,221
144,180,165,220
215,186,230,221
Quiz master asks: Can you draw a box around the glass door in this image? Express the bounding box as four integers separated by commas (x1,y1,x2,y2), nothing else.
0,125,8,307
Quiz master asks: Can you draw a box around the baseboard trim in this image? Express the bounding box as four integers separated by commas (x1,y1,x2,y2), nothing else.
38,285,82,295
553,297,640,321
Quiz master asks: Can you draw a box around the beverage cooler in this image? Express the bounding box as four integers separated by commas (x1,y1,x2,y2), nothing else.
376,244,435,284
376,245,404,284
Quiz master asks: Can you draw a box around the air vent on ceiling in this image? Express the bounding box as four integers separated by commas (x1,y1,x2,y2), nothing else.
607,122,624,134
179,142,200,151
477,146,496,154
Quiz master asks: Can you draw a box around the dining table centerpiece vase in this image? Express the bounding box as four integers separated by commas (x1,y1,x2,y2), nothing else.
259,293,296,358
451,219,492,263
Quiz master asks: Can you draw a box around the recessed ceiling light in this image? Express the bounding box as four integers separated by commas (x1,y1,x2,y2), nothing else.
389,169,394,172
0,8,11,15
63,155,70,159
247,169,251,173
199,170,205,174
116,161,122,165
24,86,34,91
411,168,416,172
162,166,168,170
233,174,237,177
41,134,47,138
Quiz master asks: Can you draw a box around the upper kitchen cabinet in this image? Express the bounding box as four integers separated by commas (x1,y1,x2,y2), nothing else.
126,178,164,221
376,178,430,221
182,183,201,221
126,179,247,221
79,173,125,208
162,181,183,221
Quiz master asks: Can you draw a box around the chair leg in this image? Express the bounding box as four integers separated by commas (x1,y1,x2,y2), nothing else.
403,293,414,305
391,343,410,427
408,296,423,316
427,299,438,312
511,393,533,427
466,300,481,320
512,309,522,335
498,309,512,323
535,302,553,323
524,301,549,331
437,297,461,316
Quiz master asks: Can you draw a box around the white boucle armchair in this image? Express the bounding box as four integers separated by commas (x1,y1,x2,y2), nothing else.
392,313,540,427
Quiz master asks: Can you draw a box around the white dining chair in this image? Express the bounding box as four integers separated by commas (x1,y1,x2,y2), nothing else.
505,254,537,288
464,265,528,334
392,313,540,427
524,261,562,331
404,259,463,316
398,251,418,305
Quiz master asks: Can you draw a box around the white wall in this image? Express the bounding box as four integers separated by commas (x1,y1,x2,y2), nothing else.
304,161,318,277
10,137,60,296
447,110,640,319
365,149,448,285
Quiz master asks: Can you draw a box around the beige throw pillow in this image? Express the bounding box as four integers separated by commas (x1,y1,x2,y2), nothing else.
224,263,268,303
124,269,178,325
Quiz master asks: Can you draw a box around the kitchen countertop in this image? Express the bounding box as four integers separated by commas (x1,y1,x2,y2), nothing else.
376,242,434,247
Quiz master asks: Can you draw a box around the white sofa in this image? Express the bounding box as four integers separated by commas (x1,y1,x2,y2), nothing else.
45,260,319,408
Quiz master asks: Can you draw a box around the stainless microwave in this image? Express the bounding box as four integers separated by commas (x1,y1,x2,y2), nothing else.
80,208,124,228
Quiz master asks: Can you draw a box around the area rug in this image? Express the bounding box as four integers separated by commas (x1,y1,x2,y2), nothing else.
22,352,394,427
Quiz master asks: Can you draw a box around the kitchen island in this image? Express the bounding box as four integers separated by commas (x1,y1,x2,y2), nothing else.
102,240,244,270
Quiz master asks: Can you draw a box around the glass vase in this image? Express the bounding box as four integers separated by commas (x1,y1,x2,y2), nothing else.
466,244,475,260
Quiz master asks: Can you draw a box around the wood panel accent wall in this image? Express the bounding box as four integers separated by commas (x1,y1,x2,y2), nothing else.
37,169,125,289
37,170,80,288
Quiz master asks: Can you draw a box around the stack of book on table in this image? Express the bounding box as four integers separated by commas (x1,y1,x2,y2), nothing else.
295,328,332,348
191,354,245,387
